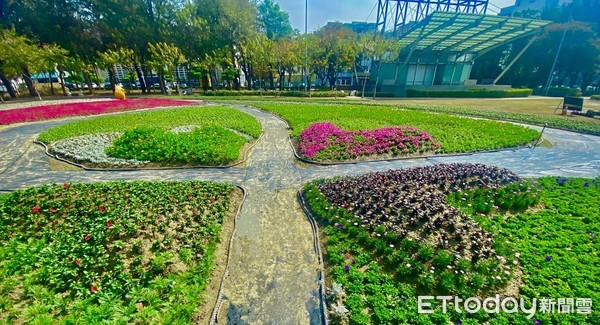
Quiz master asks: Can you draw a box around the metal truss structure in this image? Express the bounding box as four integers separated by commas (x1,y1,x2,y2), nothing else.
376,0,489,34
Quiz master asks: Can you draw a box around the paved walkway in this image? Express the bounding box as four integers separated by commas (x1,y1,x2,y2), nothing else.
0,104,599,324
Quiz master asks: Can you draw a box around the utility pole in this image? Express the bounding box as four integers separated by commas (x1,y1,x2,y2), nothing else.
304,0,309,92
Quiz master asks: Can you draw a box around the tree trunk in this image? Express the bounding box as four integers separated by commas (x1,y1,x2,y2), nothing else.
175,67,180,94
135,63,147,94
210,70,216,91
581,72,592,96
269,71,275,90
22,67,41,99
202,74,209,91
0,73,16,98
158,72,167,94
84,72,94,95
373,63,383,99
48,72,55,96
278,66,285,90
58,68,68,96
108,68,117,92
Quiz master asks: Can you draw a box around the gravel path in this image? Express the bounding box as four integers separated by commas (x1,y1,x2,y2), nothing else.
0,103,599,324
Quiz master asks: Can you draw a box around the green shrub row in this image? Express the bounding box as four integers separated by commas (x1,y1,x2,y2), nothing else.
359,92,396,98
406,88,533,98
591,95,600,100
533,87,582,97
106,125,247,165
198,90,347,97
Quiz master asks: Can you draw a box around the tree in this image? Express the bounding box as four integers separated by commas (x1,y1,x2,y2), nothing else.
244,34,276,89
316,24,359,90
147,42,187,94
359,34,401,98
39,44,69,96
273,38,301,90
0,29,48,99
472,1,600,94
257,0,295,40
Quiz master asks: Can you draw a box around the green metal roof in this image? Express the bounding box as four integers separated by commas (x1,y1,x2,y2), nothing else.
397,12,551,55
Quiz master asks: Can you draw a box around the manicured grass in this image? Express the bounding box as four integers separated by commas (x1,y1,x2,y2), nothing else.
0,98,195,125
203,97,600,134
38,106,261,143
0,181,236,323
405,88,533,98
253,102,540,156
303,168,599,324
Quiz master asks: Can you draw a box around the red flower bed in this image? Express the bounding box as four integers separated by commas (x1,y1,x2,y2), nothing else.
0,98,198,125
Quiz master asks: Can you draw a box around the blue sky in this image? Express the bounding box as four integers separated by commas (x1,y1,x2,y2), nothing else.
276,0,516,32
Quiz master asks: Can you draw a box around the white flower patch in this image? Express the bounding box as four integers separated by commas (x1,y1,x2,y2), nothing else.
50,133,149,166
170,125,201,134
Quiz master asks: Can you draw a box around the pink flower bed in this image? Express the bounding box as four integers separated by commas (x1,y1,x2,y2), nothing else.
0,98,197,125
298,122,442,160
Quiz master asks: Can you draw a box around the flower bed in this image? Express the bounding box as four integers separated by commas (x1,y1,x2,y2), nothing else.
0,181,237,322
38,106,261,167
303,167,599,323
298,122,441,160
0,98,196,125
251,102,541,159
50,132,149,166
106,125,247,165
302,164,571,323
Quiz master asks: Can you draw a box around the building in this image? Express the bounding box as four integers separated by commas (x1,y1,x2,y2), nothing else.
500,0,573,16
371,12,550,96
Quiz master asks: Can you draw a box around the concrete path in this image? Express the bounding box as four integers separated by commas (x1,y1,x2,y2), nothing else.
1,104,599,325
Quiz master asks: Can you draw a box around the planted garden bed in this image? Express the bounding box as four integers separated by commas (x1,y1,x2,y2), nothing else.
0,180,241,323
302,164,599,323
253,102,540,162
37,106,262,168
0,98,196,125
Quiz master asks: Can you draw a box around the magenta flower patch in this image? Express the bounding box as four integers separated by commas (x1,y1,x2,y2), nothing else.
297,122,441,160
0,98,197,125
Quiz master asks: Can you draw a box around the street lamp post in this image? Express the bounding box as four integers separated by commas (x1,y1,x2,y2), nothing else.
304,0,308,92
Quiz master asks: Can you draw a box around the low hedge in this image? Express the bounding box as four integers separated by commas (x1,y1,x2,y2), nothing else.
406,88,533,98
533,87,582,97
360,92,396,98
198,90,347,97
591,95,600,101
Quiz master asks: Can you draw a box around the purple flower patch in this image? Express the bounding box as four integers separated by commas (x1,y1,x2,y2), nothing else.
297,122,441,160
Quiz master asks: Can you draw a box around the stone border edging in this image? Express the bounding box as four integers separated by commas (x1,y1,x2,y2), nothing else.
210,185,247,324
297,188,329,325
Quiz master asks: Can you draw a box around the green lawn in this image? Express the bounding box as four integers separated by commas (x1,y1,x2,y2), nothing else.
195,96,600,135
0,181,236,323
252,102,540,154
